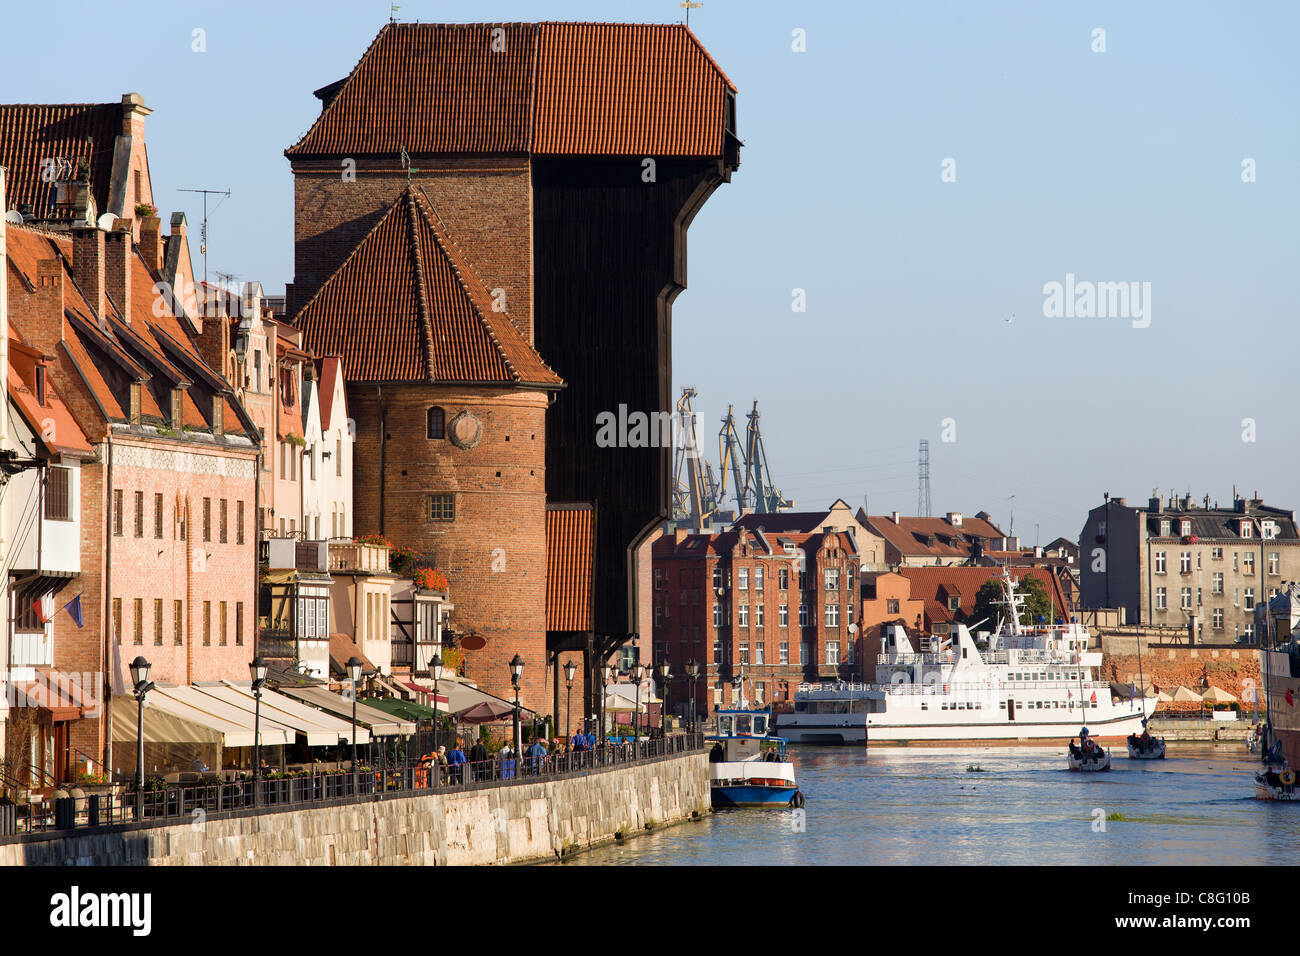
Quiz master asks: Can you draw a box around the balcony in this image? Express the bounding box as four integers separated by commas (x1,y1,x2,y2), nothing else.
327,540,391,574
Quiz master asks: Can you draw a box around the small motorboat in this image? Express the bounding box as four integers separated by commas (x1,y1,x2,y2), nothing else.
1254,766,1300,801
708,709,802,809
1067,726,1111,772
1126,722,1166,760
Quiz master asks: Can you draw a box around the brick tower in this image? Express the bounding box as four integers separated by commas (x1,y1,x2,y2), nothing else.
293,186,562,710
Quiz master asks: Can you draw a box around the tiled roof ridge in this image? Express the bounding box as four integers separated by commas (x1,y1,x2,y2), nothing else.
409,185,561,385
403,189,439,380
408,187,520,381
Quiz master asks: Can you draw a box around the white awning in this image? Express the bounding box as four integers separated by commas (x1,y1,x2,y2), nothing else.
192,680,370,745
146,685,293,748
406,678,534,717
280,685,413,736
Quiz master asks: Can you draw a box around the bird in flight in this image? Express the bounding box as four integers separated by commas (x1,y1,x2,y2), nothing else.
1006,313,1015,324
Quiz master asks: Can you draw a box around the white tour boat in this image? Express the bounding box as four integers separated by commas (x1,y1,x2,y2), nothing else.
776,568,1155,745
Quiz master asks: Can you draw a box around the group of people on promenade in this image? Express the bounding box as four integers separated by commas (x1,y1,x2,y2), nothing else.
418,728,645,784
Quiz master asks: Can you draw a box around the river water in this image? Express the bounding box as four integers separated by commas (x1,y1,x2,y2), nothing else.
565,742,1298,865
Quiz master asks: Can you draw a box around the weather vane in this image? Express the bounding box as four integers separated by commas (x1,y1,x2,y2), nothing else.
400,145,420,184
681,1,702,27
390,3,399,22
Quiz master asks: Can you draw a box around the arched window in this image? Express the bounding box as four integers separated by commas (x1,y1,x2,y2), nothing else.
426,406,445,439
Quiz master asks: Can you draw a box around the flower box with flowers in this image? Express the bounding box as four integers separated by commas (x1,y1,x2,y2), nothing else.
413,566,449,592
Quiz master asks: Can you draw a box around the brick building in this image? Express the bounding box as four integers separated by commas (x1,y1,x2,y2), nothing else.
293,185,562,710
4,215,261,778
652,526,862,718
1080,492,1300,640
286,22,739,716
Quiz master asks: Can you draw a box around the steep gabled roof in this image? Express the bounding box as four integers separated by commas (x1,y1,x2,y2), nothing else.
293,186,563,388
0,102,123,220
286,22,735,159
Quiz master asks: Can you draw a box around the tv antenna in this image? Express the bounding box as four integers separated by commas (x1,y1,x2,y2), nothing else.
917,439,931,517
681,1,702,27
400,146,420,184
178,187,231,290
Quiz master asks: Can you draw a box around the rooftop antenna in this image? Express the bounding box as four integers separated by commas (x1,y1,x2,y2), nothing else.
177,187,231,290
390,3,399,22
917,439,931,517
680,1,702,26
1007,494,1015,537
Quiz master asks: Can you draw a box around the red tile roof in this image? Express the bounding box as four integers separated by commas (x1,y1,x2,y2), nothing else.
4,223,254,438
897,566,1071,628
863,512,1006,561
294,186,563,388
286,22,735,159
547,504,594,632
7,338,94,457
0,103,122,221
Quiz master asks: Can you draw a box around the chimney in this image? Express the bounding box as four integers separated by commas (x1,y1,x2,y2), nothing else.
140,216,163,272
891,511,901,524
31,260,66,355
946,511,963,527
1149,496,1162,512
71,226,106,319
120,92,152,139
105,225,132,323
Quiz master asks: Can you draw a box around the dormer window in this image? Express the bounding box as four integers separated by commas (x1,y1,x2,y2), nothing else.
1159,519,1171,536
129,382,142,424
1180,519,1192,536
1240,520,1253,539
171,388,183,427
35,365,47,406
212,396,224,436
1261,520,1278,539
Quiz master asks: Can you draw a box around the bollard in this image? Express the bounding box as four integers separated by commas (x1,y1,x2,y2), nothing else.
55,796,77,830
87,794,101,827
0,802,15,835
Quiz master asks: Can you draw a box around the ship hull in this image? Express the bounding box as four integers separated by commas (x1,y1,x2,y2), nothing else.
711,784,800,808
778,706,1152,746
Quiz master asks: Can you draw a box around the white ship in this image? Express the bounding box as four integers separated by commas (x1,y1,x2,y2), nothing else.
776,568,1155,745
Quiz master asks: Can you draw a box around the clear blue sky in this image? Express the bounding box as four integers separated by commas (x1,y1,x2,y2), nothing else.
5,0,1297,543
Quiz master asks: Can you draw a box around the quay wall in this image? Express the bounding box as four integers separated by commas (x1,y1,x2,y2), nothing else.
0,753,709,866
1099,644,1262,708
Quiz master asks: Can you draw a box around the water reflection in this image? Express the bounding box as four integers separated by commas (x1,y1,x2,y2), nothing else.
559,743,1295,866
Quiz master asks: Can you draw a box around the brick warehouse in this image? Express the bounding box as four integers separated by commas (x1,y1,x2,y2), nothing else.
652,526,863,716
286,22,739,714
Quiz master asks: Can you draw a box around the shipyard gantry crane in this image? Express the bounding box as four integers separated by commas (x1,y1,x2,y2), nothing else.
717,405,750,515
744,401,794,514
671,387,718,529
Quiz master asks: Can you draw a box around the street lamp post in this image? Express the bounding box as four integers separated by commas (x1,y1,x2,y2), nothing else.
602,663,615,739
129,657,155,820
564,659,577,738
685,660,700,733
249,657,268,806
631,662,645,743
431,653,444,757
657,661,671,737
509,654,525,768
346,656,363,794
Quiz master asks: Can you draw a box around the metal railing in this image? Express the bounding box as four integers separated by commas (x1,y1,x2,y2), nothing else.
0,733,704,842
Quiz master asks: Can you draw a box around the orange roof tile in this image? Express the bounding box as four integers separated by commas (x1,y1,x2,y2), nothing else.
0,103,122,220
7,338,94,457
547,504,595,632
294,186,563,387
286,22,735,159
864,512,1006,561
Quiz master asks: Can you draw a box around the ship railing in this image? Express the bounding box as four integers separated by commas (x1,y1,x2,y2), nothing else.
878,680,1112,696
796,682,875,694
980,650,1080,665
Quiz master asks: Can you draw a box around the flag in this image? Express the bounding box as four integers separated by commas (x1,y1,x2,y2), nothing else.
1090,691,1097,704
63,594,84,628
1287,689,1294,707
32,592,54,624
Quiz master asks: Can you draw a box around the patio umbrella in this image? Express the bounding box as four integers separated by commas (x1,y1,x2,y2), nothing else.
456,700,514,723
1155,690,1173,702
604,692,646,713
1202,686,1239,704
1170,686,1203,702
